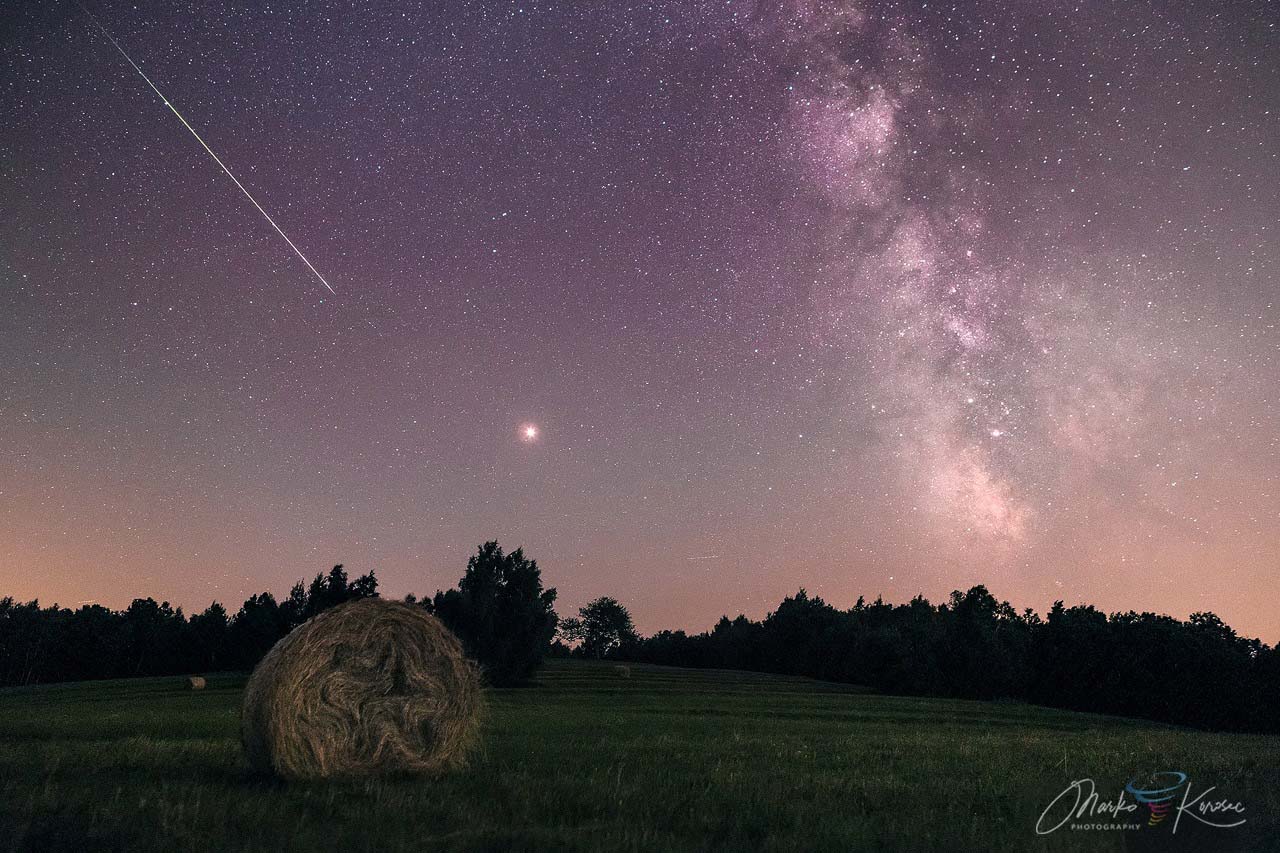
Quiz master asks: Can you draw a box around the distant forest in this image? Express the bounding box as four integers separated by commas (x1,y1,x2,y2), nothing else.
3,543,1277,734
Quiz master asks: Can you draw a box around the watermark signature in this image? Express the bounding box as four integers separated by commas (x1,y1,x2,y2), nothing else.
1035,771,1246,836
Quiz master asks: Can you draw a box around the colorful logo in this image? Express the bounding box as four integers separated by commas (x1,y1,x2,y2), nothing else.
1125,771,1188,826
1037,771,1245,836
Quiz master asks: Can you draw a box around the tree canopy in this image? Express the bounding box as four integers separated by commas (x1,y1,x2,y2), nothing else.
558,597,638,659
429,541,559,686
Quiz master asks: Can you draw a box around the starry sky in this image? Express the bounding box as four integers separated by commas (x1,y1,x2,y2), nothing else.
2,0,1277,640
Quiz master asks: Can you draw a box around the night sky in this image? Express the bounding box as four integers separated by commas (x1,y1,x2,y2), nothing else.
3,1,1277,640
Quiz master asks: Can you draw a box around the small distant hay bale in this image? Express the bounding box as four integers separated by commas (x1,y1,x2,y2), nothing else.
240,598,482,780
187,676,207,690
614,665,631,678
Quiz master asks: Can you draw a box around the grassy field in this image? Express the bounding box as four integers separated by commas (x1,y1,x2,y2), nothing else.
0,659,1276,852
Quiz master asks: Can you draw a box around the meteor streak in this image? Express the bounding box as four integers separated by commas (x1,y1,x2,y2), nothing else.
78,3,336,295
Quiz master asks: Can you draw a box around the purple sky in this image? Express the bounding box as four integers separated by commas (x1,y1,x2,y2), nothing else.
3,0,1277,640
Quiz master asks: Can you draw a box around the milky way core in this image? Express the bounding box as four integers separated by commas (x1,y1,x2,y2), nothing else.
2,0,1277,640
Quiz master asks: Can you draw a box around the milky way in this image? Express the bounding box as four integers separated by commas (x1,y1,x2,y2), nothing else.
2,1,1276,639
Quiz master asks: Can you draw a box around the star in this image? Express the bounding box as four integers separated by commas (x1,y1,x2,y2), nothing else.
2,0,1274,645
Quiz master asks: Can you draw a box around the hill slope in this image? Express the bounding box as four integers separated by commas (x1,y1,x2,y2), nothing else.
1,660,1275,851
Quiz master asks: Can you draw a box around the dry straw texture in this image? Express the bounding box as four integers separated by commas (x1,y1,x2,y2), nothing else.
241,598,482,779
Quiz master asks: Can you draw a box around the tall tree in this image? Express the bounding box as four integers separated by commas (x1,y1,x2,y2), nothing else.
279,582,309,630
189,602,229,671
430,541,558,685
227,593,284,670
120,598,186,676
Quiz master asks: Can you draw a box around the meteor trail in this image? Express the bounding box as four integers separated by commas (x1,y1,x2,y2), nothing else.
78,3,336,295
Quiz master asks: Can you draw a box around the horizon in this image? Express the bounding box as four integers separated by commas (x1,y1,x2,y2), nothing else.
9,548,1276,646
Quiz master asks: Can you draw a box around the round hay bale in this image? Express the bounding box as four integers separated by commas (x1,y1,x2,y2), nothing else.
240,598,482,779
187,675,207,690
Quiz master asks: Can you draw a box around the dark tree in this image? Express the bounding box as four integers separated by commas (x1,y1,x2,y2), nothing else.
350,570,379,599
291,565,380,624
430,541,558,685
227,593,284,670
60,605,123,682
279,582,309,630
559,596,637,659
120,598,187,676
189,602,229,671
304,565,351,619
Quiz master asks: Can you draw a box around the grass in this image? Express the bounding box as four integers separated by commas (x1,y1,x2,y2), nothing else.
1,659,1276,852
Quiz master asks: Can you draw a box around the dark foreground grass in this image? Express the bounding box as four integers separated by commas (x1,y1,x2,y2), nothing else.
0,660,1276,852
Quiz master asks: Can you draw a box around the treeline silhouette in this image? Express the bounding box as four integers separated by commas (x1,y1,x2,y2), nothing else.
3,551,1277,733
611,586,1280,733
0,564,378,685
0,543,558,690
